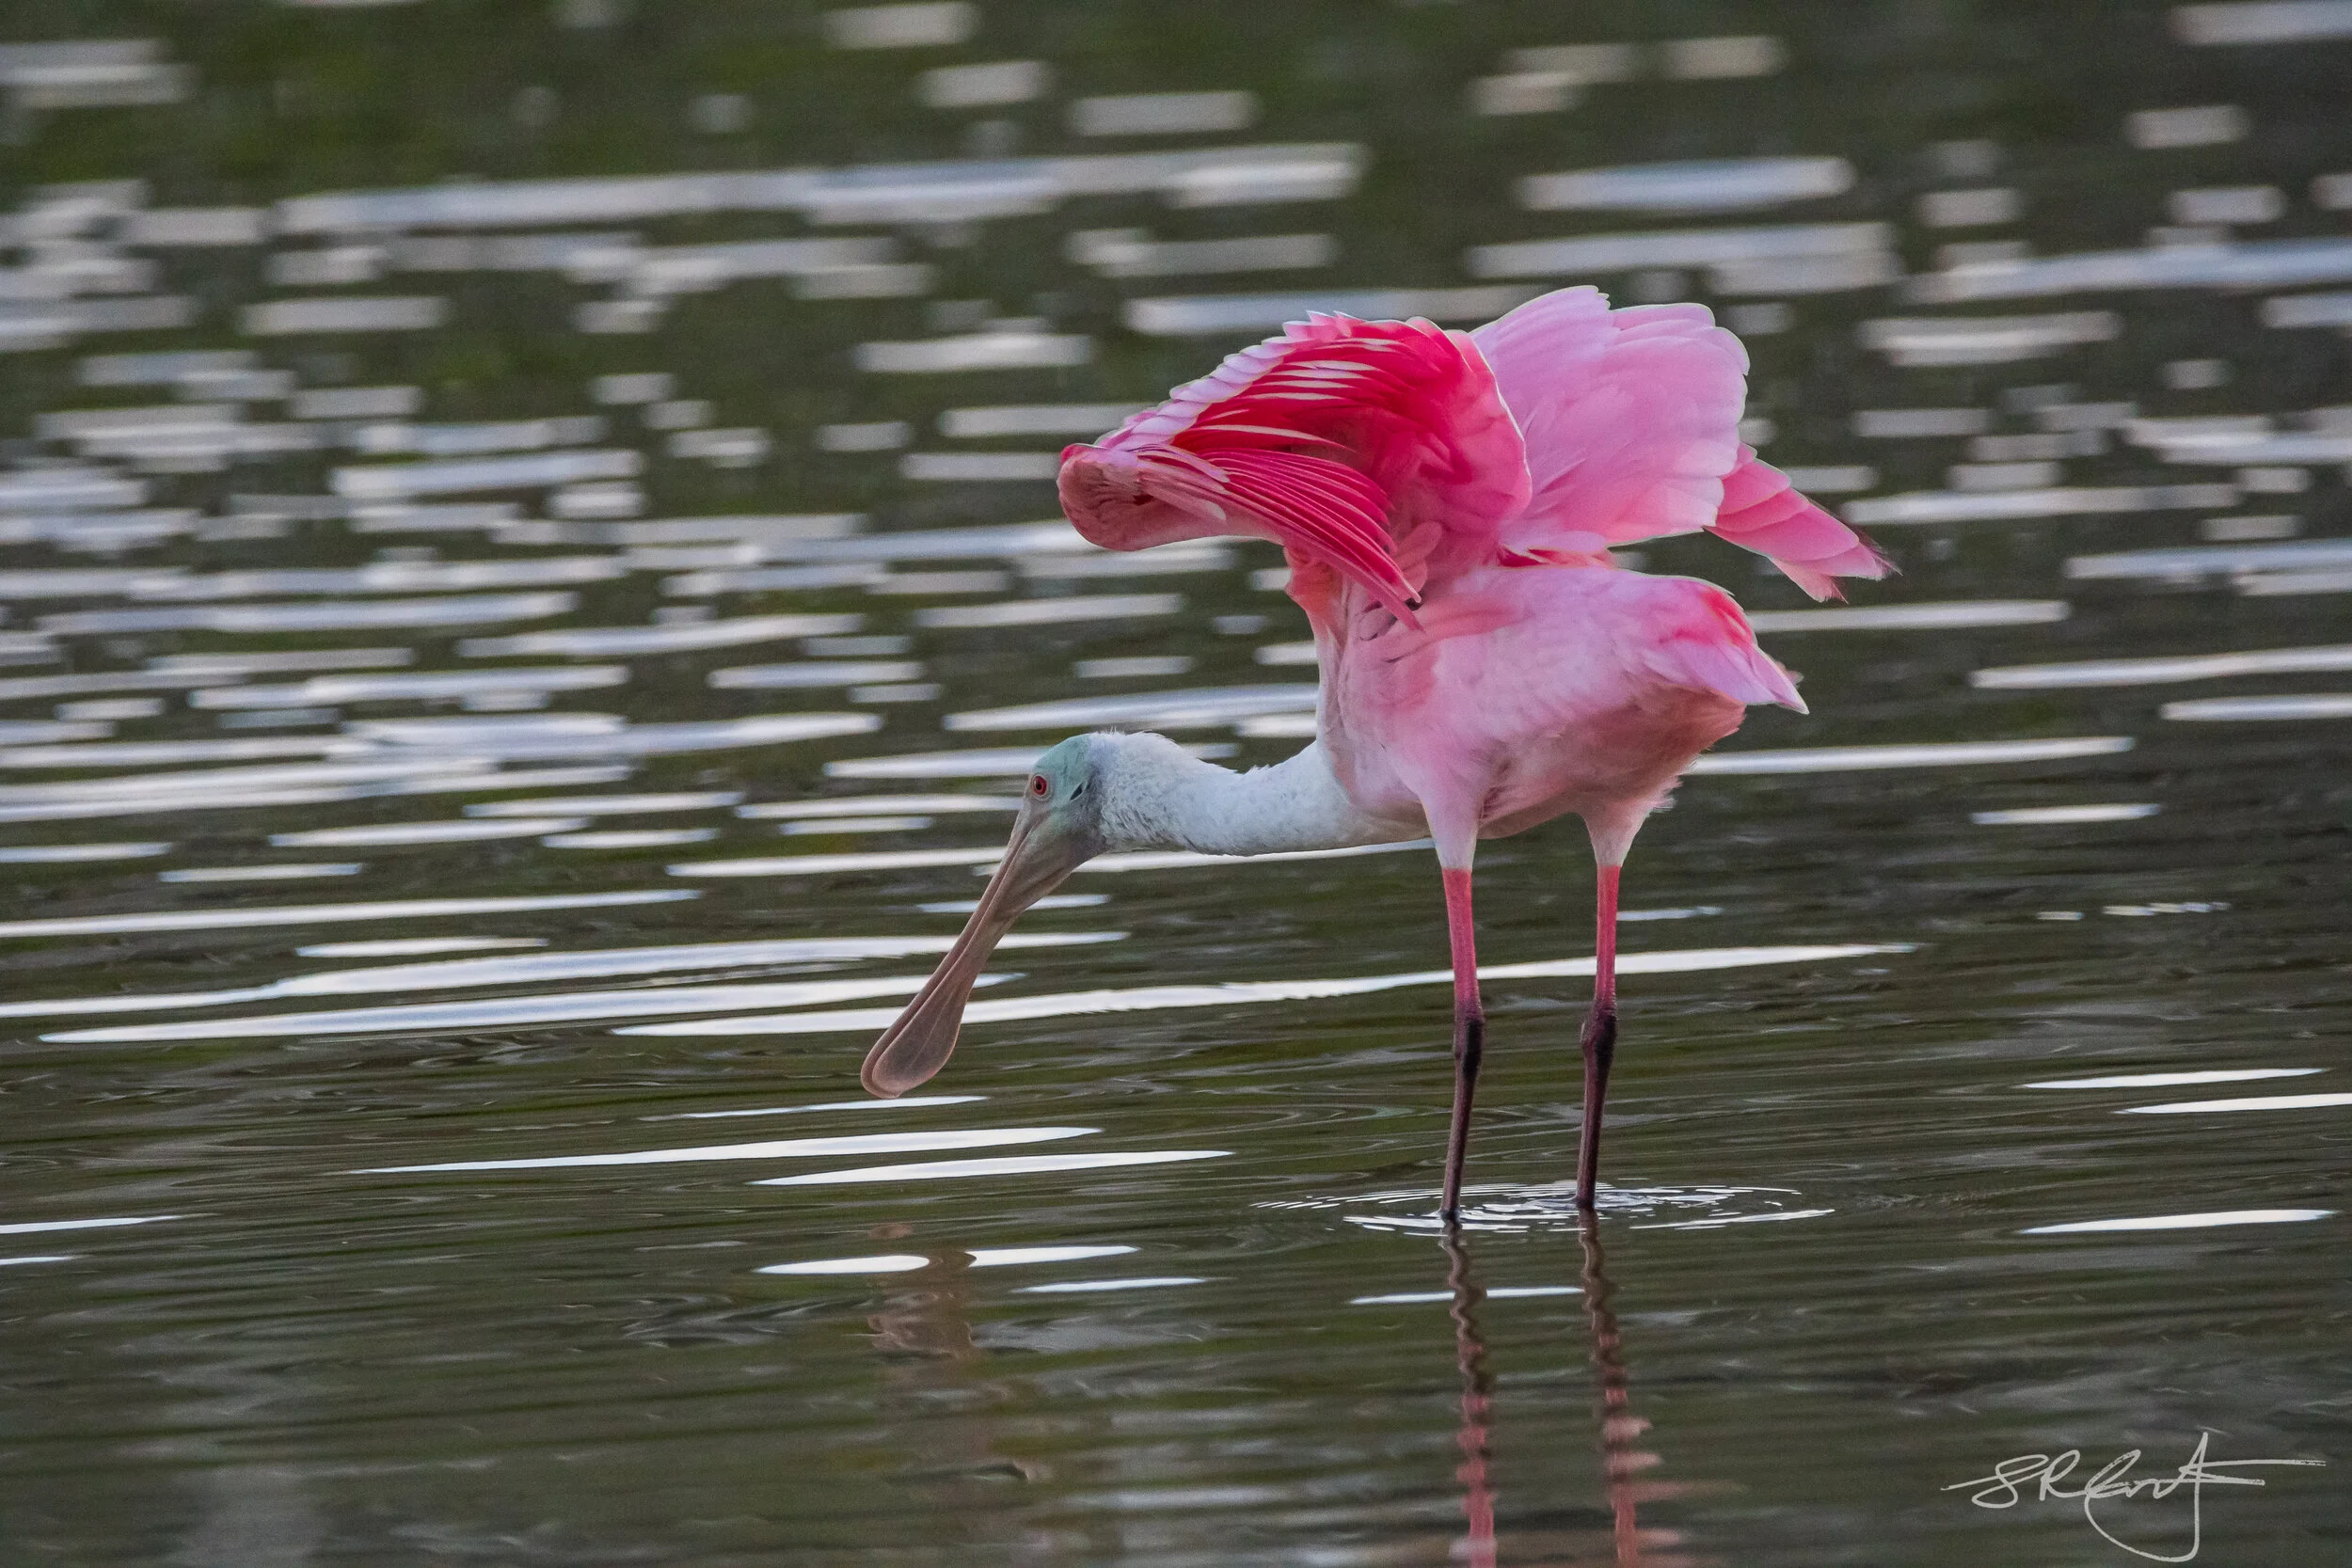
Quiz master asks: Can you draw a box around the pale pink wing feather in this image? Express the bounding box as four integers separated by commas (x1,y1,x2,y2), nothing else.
1635,578,1805,712
1713,446,1894,600
1057,313,1528,626
1471,291,1742,555
1470,286,1890,601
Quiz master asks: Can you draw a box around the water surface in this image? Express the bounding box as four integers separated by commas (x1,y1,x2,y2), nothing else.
2,3,2347,1563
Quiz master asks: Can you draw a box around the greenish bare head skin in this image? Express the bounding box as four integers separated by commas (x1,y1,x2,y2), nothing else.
861,734,1107,1098
1009,733,1108,877
1029,734,1095,800
1024,734,1105,832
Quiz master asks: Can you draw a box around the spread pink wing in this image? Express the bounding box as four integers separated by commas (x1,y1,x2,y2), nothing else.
1470,286,1891,601
1057,313,1529,628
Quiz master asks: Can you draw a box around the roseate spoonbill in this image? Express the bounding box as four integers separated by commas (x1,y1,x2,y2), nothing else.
862,285,1887,1220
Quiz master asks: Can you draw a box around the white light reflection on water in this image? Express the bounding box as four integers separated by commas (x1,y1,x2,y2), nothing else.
2177,4,2352,45
1845,483,2232,528
650,1096,983,1120
2163,694,2352,721
738,794,1017,818
0,887,695,940
1351,1286,1581,1305
1972,804,2160,825
159,863,362,882
37,591,580,636
969,1244,1136,1267
2022,1210,2334,1235
270,817,587,847
914,594,1182,629
670,846,1008,878
456,613,862,658
825,743,1236,779
0,841,171,862
355,1126,1095,1174
129,558,622,599
708,660,925,689
2066,538,2352,579
2026,1069,2320,1089
295,937,547,958
41,975,973,1043
281,932,1120,998
2122,1092,2352,1115
1470,219,1883,280
757,1243,1136,1275
1635,1207,1838,1230
758,1254,930,1275
1747,600,2070,632
0,736,366,769
1688,736,2134,773
335,931,1104,1000
945,684,1317,732
687,835,1428,876
197,666,631,708
1519,155,1853,213
1018,1276,1206,1293
920,893,1106,914
544,828,719,848
1084,841,1431,872
1232,722,2144,765
623,943,1907,1037
2238,568,2352,596
0,761,637,826
0,1215,180,1235
755,1149,1231,1186
1915,235,2352,303
0,721,106,746
350,713,881,758
467,791,743,817
778,816,930,835
22,927,1122,1032
1973,643,2352,689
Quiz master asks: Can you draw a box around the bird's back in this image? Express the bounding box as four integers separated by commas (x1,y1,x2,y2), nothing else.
1314,560,1800,854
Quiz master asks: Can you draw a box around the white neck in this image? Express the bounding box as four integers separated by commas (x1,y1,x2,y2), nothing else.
1089,732,1410,856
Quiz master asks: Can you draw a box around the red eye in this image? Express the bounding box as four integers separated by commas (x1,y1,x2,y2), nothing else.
1029,774,1050,797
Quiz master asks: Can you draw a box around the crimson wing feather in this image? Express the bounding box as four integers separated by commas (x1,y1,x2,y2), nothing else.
1057,314,1528,627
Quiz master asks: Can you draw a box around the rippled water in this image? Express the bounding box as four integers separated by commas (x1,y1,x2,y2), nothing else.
4,4,2348,1564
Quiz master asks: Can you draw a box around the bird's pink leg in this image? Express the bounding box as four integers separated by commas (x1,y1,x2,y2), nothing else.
1574,863,1621,1211
1438,863,1485,1223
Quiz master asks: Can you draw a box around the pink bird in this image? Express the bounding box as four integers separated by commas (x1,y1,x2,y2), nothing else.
862,285,1888,1220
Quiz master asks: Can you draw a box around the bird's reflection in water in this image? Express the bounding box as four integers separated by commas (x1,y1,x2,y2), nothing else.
850,1220,1700,1560
861,1225,1041,1490
1443,1218,1699,1567
866,1225,979,1366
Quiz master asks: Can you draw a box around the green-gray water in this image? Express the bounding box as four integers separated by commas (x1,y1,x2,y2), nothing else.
1,4,2346,1563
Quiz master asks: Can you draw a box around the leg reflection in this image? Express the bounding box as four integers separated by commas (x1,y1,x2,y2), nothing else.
1580,1212,1649,1566
1439,1222,1694,1567
864,1231,1040,1489
1441,1230,1499,1568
